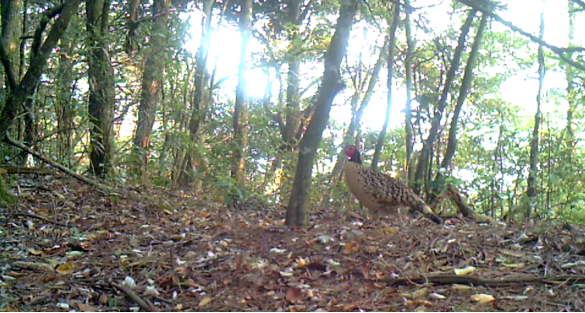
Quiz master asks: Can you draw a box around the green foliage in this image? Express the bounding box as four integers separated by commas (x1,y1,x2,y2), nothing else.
0,174,15,205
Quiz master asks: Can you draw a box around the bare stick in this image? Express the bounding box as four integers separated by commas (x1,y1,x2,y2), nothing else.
5,136,117,195
111,282,156,312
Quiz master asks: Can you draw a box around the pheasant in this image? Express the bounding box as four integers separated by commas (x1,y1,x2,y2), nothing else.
342,145,441,224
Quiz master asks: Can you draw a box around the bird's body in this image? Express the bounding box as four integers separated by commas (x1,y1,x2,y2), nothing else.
342,146,441,224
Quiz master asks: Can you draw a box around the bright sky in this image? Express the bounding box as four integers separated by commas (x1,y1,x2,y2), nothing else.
184,0,584,135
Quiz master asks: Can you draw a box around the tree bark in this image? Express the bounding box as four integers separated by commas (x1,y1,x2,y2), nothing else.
286,0,357,228
371,5,399,171
1,0,21,89
526,3,546,221
125,0,140,55
403,0,415,180
177,0,213,188
0,0,80,141
87,0,115,177
2,0,23,163
413,9,477,192
231,0,253,186
56,38,76,166
131,0,170,181
440,12,488,170
283,0,303,150
564,1,576,153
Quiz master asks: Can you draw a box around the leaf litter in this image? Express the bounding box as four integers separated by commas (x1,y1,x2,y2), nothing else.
1,176,585,311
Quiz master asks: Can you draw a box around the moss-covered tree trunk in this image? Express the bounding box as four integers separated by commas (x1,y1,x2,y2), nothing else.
1,0,21,91
286,0,358,228
131,0,170,181
0,0,80,142
87,0,115,177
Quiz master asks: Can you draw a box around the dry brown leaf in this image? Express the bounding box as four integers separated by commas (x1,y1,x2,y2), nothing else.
470,293,495,304
198,296,213,307
383,227,399,234
175,266,192,277
286,287,303,303
343,242,359,255
76,303,97,312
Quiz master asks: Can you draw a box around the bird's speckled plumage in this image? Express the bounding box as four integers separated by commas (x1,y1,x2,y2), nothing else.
342,145,441,224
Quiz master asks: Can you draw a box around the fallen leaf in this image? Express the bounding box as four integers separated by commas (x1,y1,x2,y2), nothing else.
343,242,359,255
470,293,495,304
28,249,42,256
454,266,476,276
197,211,211,218
429,292,446,300
452,284,472,291
383,227,398,234
76,303,97,312
56,263,75,275
502,262,525,268
412,287,428,299
286,287,303,303
198,296,212,307
364,245,378,254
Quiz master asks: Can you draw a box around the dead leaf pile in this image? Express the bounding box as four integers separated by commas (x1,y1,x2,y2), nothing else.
1,176,584,311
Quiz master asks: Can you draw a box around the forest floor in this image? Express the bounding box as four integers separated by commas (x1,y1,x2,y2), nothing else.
1,174,585,312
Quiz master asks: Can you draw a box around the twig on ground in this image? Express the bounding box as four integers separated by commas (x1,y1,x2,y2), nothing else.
111,282,156,312
9,213,67,227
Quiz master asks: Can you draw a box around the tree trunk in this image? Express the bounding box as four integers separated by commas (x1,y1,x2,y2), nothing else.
564,1,576,152
283,0,303,150
2,0,23,163
413,9,477,192
371,5,399,171
1,0,21,89
178,0,213,188
231,0,253,186
131,0,170,181
125,0,140,55
87,0,115,177
286,0,357,228
0,0,80,141
319,38,387,206
56,39,76,166
440,12,488,170
526,3,545,221
403,0,415,179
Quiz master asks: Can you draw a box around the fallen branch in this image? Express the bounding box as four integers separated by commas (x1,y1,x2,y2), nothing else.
5,136,118,195
0,165,56,176
380,275,585,287
111,282,156,312
9,213,67,227
430,185,494,224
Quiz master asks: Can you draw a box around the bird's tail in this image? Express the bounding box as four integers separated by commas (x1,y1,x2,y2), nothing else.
415,203,442,224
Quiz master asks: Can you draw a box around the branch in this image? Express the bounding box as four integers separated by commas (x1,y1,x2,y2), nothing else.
32,3,67,56
297,0,316,24
0,37,18,90
5,136,117,195
111,282,155,312
457,0,585,71
380,274,585,287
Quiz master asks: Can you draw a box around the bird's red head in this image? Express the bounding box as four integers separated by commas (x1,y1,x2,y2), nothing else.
344,145,362,164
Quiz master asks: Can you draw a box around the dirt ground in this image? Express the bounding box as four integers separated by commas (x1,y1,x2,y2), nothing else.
1,174,585,311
